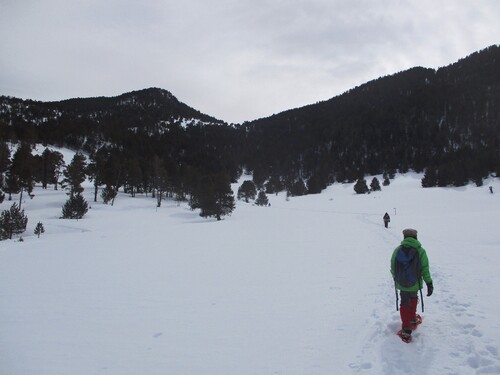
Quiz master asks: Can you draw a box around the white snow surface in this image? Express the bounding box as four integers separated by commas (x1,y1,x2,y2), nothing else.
1,149,500,375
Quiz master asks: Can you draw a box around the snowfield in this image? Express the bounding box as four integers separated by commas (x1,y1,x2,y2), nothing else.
1,151,500,374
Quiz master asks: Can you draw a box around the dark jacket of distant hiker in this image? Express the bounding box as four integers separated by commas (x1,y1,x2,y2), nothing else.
383,212,390,228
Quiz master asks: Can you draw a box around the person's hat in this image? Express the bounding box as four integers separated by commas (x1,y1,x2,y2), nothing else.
403,228,418,239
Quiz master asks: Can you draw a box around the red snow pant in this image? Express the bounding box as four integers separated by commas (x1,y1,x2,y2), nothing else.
400,291,418,331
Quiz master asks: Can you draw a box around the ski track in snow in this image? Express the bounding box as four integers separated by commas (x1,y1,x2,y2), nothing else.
348,213,500,375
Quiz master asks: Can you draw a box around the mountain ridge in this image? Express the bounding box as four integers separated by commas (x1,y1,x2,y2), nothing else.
1,45,499,193
242,44,500,190
1,45,499,125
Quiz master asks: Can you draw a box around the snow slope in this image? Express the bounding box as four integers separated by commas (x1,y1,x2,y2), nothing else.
1,156,500,374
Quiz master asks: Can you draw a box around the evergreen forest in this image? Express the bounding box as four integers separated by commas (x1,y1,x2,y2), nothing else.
1,45,499,218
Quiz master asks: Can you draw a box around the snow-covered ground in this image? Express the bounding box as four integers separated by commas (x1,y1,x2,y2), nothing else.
1,149,500,374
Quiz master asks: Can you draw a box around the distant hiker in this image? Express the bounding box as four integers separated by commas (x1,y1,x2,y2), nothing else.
383,212,390,228
391,228,433,343
489,186,493,194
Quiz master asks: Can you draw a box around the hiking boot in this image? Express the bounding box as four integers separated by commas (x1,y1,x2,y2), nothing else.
411,314,422,329
399,328,412,343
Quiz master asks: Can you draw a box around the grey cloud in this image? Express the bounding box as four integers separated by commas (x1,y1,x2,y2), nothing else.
1,0,499,123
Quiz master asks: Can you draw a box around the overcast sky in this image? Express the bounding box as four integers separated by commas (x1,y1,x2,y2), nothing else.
1,1,499,124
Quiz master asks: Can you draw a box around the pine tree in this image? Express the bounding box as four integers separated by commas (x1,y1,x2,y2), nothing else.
370,177,381,191
34,222,45,238
436,165,453,187
152,156,169,207
211,173,235,220
421,167,438,188
0,142,10,176
354,178,369,194
382,173,391,186
125,158,143,198
61,194,89,219
87,147,108,202
306,173,326,194
265,175,283,194
0,142,10,203
101,150,124,206
39,148,65,190
193,173,235,221
4,170,20,201
255,191,269,206
101,186,117,205
10,143,35,208
288,179,307,197
61,153,87,197
0,203,28,240
252,167,268,190
237,180,257,202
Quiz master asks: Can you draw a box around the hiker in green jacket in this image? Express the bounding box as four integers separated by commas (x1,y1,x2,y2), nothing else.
391,228,433,342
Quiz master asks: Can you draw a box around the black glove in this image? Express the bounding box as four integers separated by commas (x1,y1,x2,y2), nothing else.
426,283,434,297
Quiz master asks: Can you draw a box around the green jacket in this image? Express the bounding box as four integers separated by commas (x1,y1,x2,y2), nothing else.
390,237,432,291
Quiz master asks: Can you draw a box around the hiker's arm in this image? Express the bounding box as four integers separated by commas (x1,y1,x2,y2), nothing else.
390,248,397,278
420,248,433,285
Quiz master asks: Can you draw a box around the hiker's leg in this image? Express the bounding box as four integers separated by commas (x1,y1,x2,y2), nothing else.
400,291,413,331
409,293,418,319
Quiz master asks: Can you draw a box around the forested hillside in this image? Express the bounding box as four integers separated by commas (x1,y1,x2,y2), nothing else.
0,89,243,221
0,45,499,211
244,45,500,191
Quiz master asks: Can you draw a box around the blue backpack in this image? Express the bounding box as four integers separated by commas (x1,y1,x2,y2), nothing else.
394,246,421,288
